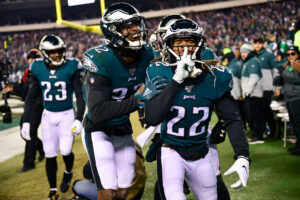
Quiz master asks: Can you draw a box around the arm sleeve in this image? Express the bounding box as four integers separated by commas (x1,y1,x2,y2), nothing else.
23,73,40,122
86,72,139,124
11,82,27,100
215,92,249,159
71,70,85,121
144,80,180,126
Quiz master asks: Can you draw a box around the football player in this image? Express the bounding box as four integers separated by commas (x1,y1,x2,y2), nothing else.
145,15,231,200
139,19,250,200
21,35,85,200
81,2,154,200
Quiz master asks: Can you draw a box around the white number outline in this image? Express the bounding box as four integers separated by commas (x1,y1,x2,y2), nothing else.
41,81,52,101
167,106,209,137
112,84,142,101
41,81,67,101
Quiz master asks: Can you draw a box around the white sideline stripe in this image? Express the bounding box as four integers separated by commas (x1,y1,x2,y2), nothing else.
0,126,25,163
0,125,42,163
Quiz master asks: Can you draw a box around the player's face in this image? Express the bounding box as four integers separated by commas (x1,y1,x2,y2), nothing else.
240,52,249,61
172,37,196,56
120,20,143,42
286,50,299,61
47,49,64,66
253,42,264,52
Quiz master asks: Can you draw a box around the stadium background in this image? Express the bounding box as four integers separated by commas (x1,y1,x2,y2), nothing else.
1,0,300,199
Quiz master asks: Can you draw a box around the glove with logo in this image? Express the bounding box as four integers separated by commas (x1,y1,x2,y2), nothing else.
71,119,82,135
135,76,168,102
224,156,250,189
21,122,31,141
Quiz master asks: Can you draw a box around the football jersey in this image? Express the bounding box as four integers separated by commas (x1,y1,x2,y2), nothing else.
83,44,154,126
146,61,233,151
30,58,82,112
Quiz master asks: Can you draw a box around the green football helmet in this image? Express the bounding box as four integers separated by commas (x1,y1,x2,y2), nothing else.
100,2,147,50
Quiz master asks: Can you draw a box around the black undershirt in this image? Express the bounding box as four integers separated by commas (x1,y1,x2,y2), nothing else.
84,72,139,134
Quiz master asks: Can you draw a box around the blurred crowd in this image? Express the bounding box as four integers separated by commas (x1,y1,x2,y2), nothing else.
0,0,298,83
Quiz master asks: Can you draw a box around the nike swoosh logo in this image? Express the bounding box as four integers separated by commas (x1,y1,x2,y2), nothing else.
86,53,94,58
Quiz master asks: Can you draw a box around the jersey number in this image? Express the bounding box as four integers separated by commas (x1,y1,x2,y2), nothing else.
41,81,67,101
167,106,209,137
111,84,142,101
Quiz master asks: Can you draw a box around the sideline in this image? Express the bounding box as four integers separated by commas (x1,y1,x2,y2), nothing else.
0,126,25,163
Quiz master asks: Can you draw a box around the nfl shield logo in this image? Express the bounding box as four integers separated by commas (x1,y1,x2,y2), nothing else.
185,85,194,93
129,68,136,75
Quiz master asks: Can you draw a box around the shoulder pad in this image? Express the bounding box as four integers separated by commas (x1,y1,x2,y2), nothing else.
211,65,226,72
211,65,233,88
29,58,43,72
66,58,83,70
83,45,112,75
152,61,170,68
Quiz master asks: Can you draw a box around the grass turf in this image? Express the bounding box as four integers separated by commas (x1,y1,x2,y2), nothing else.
0,111,300,199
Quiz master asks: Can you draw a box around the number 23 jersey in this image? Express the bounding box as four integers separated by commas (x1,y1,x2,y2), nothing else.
30,58,82,112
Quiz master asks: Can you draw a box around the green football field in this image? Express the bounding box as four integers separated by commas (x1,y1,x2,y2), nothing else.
0,111,300,200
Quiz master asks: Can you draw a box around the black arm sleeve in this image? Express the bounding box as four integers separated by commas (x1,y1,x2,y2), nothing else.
23,73,40,122
144,80,180,126
71,70,85,121
215,92,249,159
86,72,139,124
11,82,27,100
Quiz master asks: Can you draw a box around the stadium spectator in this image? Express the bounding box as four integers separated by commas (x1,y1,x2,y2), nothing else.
253,37,277,138
293,18,300,51
274,50,287,68
0,0,298,76
273,46,300,155
223,51,246,129
240,42,265,144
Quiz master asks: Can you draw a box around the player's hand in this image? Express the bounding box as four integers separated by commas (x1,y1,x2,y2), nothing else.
71,119,82,135
21,122,31,141
173,47,196,83
135,76,168,102
224,156,250,189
